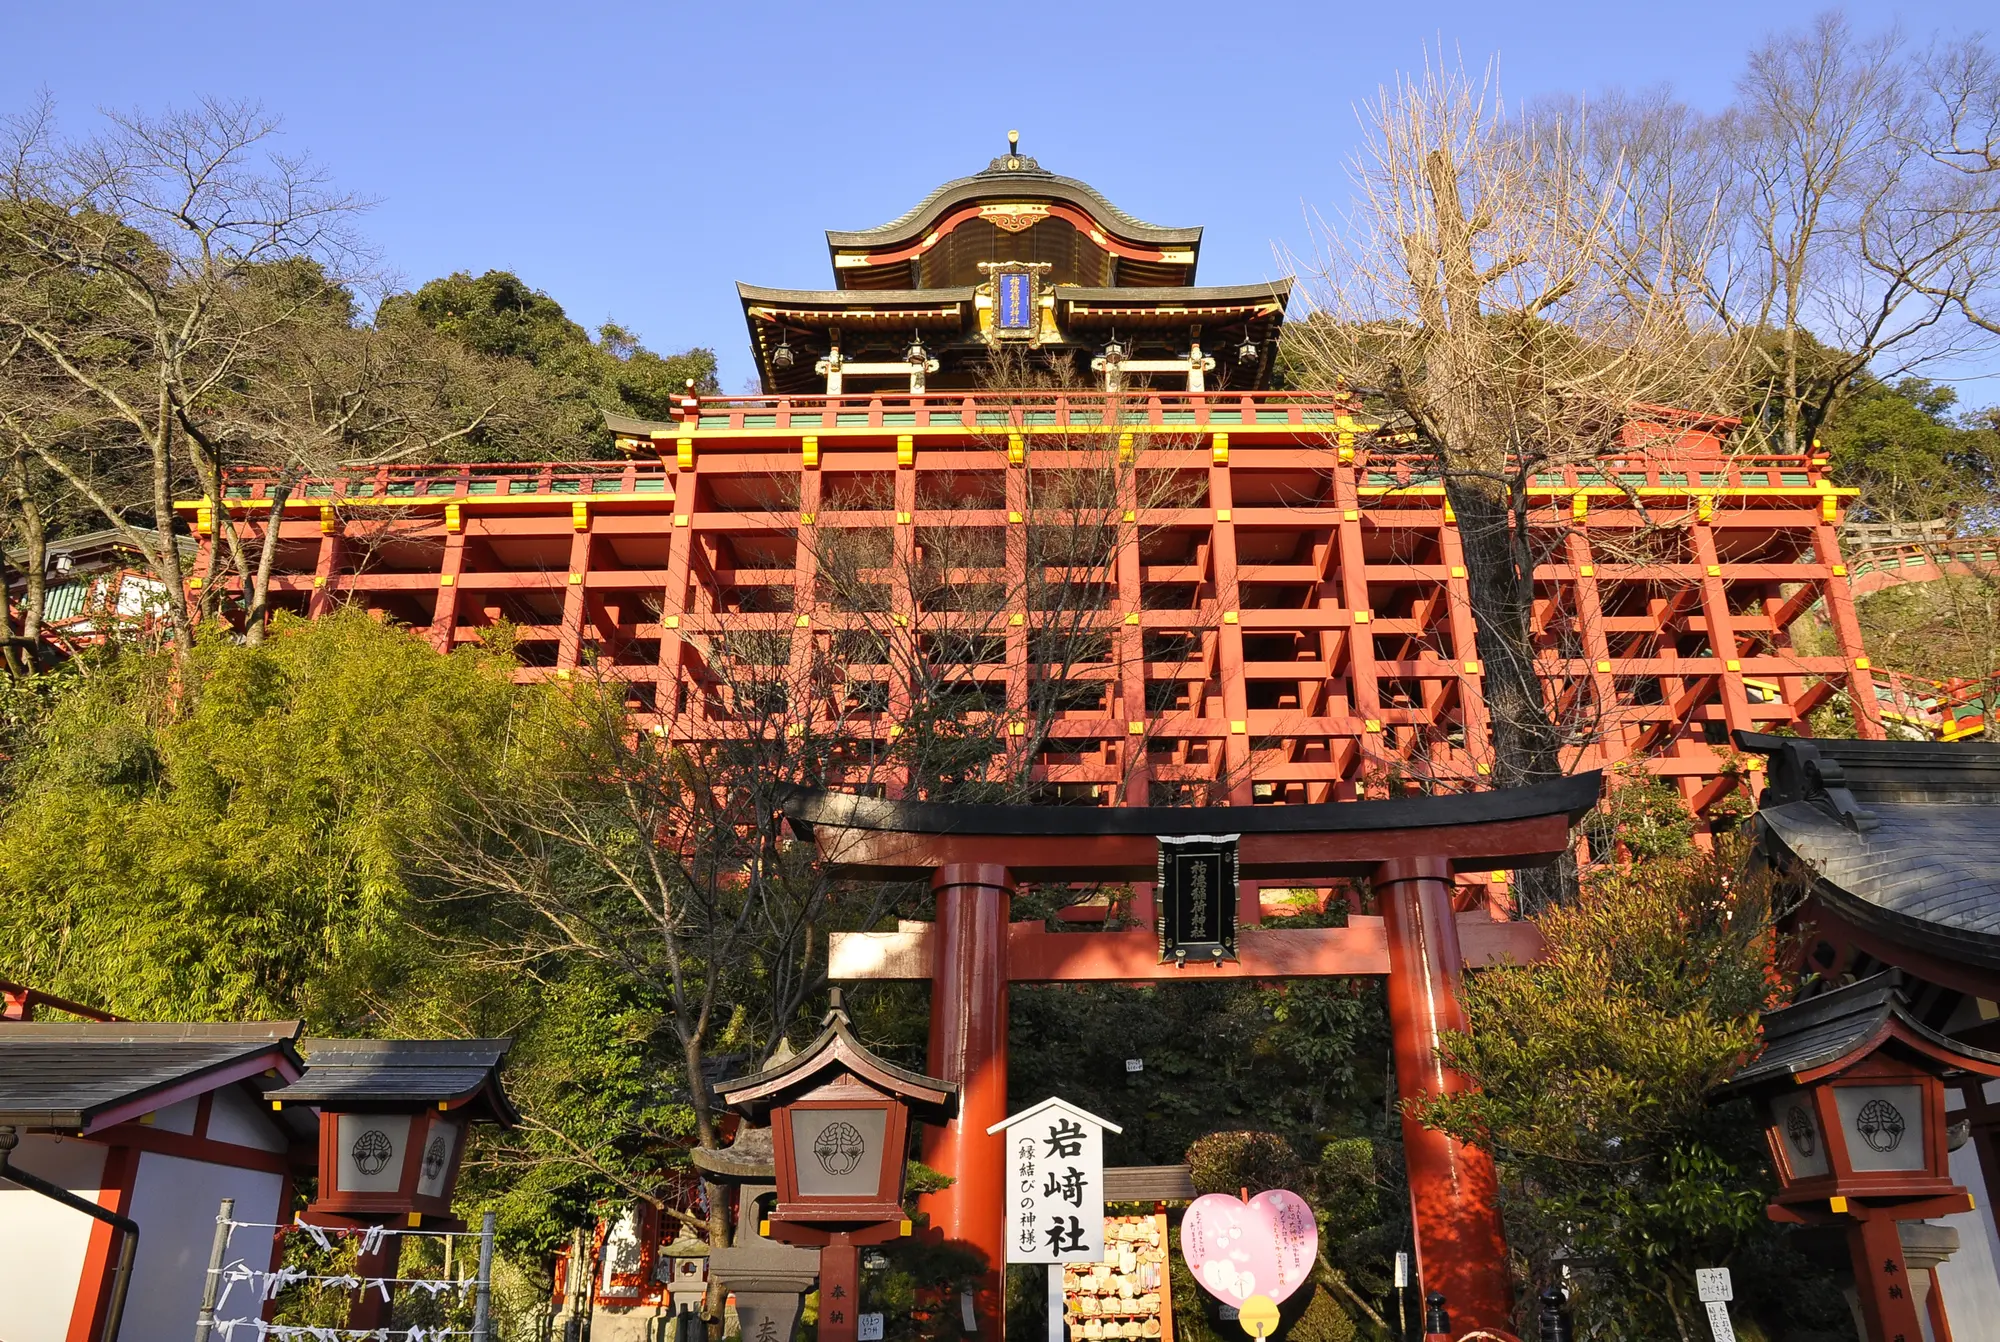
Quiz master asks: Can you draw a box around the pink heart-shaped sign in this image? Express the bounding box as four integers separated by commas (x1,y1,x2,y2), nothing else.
1178,1190,1319,1307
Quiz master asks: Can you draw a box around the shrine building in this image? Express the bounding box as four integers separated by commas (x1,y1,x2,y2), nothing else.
736,132,1289,397
189,139,1883,846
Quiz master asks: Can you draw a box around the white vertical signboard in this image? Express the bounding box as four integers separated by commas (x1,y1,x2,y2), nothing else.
1697,1268,1734,1342
987,1098,1123,1264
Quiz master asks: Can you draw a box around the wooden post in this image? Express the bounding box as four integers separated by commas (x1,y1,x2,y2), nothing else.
192,1197,235,1342
1373,855,1511,1330
473,1211,497,1342
347,1229,404,1331
818,1234,861,1342
1848,1213,1928,1342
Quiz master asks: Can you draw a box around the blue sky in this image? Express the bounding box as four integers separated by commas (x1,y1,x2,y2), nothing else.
7,0,1997,396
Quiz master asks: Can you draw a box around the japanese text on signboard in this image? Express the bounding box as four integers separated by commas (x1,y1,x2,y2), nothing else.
999,1102,1107,1263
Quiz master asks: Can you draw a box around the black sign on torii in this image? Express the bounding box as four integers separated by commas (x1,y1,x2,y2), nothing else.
1157,834,1239,965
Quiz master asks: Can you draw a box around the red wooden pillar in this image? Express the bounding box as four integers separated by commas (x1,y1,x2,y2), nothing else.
819,1235,862,1342
1373,855,1511,1328
556,509,592,671
430,514,467,654
921,862,1012,1338
308,520,342,619
1848,1213,1927,1342
66,1145,137,1342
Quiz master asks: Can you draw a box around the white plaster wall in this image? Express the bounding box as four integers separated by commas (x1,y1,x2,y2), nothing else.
117,1152,283,1342
148,1099,198,1136
1932,1136,2000,1342
204,1088,285,1153
0,1134,108,1342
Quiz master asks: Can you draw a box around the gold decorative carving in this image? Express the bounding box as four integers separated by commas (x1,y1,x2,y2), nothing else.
981,203,1049,233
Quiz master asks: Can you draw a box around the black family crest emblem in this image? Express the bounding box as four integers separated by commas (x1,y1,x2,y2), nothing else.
351,1128,395,1176
1786,1104,1817,1157
422,1131,450,1182
1856,1096,1908,1153
813,1120,867,1177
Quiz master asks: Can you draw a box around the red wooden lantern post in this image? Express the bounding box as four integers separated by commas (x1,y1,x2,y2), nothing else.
715,993,959,1342
268,1039,518,1331
1722,974,2000,1342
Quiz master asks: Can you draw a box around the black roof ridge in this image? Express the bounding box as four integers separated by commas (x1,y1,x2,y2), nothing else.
0,1020,301,1041
784,771,1600,838
298,1037,512,1057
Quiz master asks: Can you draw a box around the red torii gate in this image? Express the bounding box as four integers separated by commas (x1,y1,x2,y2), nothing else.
788,772,1601,1337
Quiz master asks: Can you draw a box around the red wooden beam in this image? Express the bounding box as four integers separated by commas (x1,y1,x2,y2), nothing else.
827,917,1543,982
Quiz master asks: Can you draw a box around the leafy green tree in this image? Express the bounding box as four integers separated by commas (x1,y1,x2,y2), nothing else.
0,610,519,1020
1819,374,1998,523
0,613,724,1269
1410,843,1851,1339
379,269,720,458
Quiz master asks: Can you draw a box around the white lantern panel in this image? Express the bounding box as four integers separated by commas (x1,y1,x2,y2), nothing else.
789,1106,889,1198
1769,1097,1829,1179
1833,1084,1927,1172
415,1120,462,1200
335,1113,413,1193
602,1207,644,1297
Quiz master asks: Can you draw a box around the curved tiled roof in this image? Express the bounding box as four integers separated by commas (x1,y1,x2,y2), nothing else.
271,1037,519,1124
1736,733,2000,976
827,160,1201,250
1718,971,2000,1096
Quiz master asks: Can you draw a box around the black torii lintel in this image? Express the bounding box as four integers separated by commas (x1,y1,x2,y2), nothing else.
783,772,1602,882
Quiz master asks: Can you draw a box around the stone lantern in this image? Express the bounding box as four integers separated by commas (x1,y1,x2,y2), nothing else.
694,1124,820,1342
1720,974,2000,1342
713,993,957,1342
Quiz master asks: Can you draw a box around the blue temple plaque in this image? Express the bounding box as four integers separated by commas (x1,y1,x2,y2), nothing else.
995,269,1034,332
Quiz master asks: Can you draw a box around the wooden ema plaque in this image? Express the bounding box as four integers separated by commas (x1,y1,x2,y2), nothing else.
1063,1213,1173,1342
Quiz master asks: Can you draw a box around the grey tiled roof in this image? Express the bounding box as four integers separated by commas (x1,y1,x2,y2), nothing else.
0,1021,301,1129
736,283,978,308
1104,1165,1198,1201
268,1038,518,1122
1720,972,2000,1095
1761,801,2000,969
1735,734,2000,968
691,1122,775,1180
